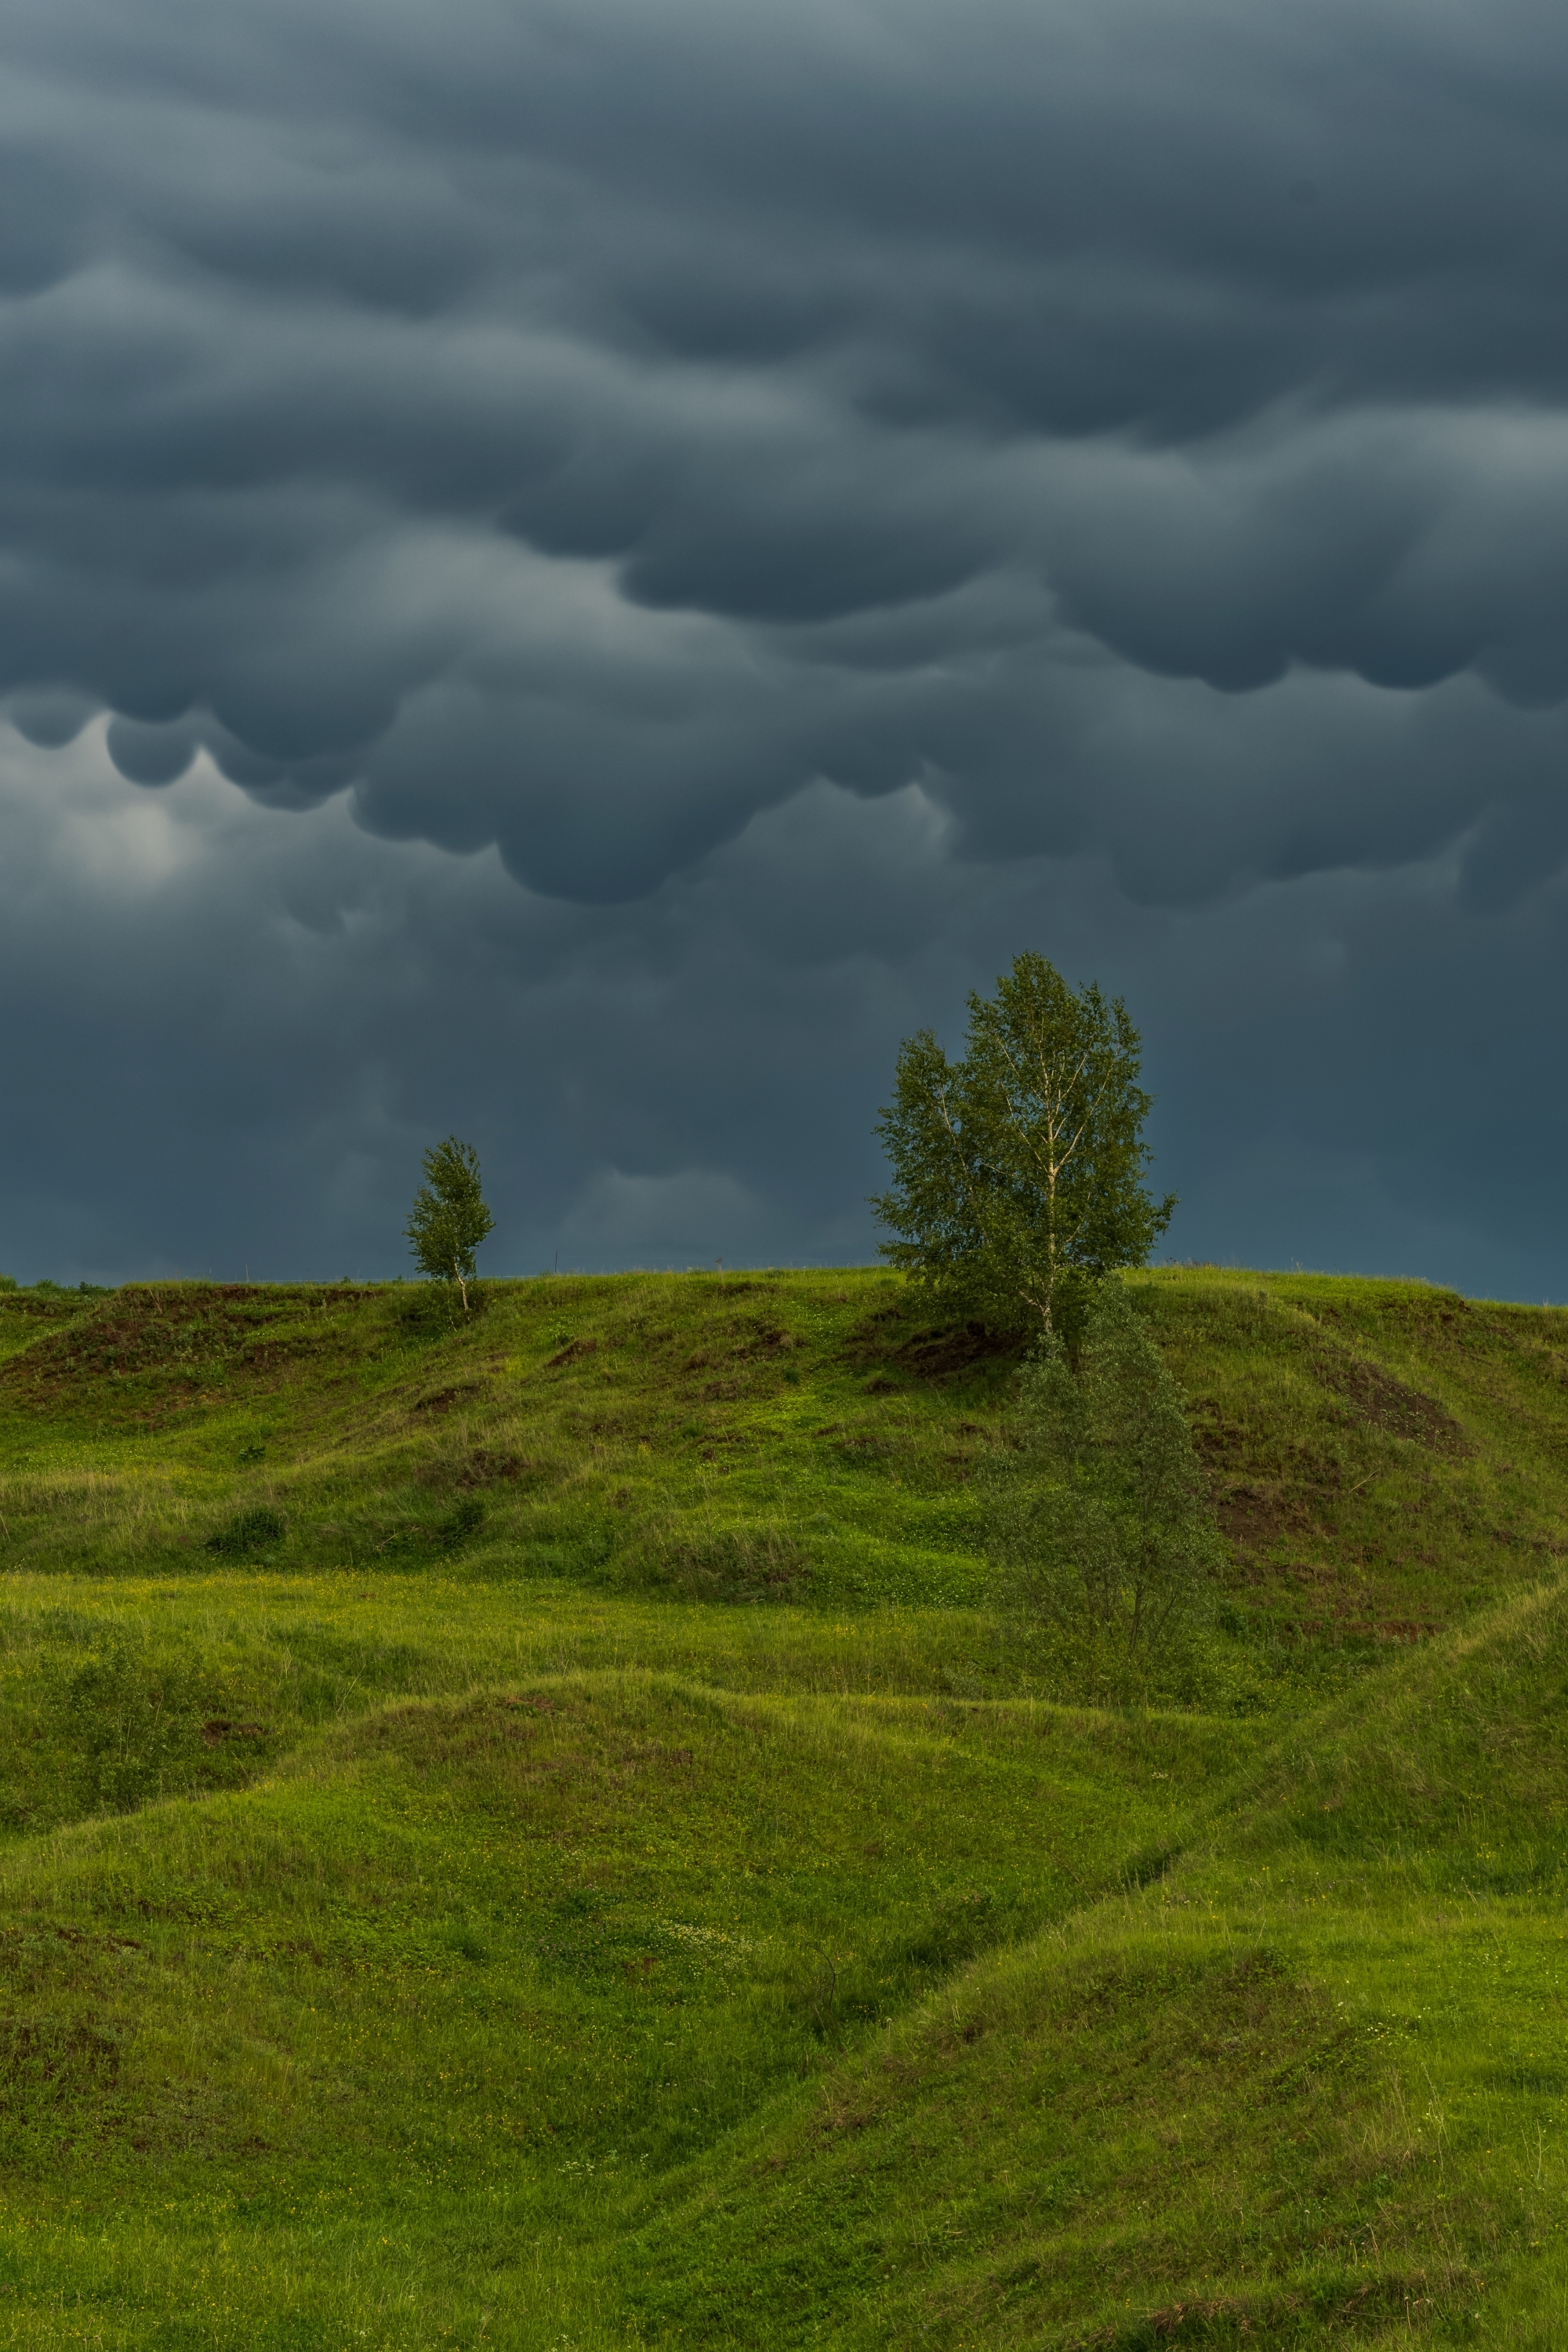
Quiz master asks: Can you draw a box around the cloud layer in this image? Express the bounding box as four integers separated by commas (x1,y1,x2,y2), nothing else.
2,0,1567,1290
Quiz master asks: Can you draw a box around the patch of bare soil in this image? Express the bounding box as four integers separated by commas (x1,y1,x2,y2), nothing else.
844,1312,1022,1384
673,1319,801,1399
456,1446,531,1486
412,1381,484,1414
1210,1478,1314,1550
834,1430,899,1463
898,1323,1022,1379
1272,1616,1440,1643
1309,1345,1468,1453
546,1338,598,1368
1190,1403,1344,1554
414,1447,536,1490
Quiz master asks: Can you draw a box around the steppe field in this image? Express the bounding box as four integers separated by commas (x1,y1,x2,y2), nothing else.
0,1265,1566,2348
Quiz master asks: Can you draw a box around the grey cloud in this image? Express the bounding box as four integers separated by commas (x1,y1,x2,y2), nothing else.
0,0,1566,916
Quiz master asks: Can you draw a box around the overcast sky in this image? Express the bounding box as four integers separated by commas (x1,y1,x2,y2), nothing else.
2,0,1566,1295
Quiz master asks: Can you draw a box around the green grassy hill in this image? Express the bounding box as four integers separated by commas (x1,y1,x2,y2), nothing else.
0,1265,1565,2347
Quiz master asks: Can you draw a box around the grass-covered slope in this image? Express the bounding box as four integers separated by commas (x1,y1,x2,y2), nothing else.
0,1265,1564,2346
626,1577,1568,2350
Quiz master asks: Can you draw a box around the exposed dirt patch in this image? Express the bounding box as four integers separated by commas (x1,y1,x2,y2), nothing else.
546,1338,599,1368
695,1429,746,1460
1210,1478,1323,1551
844,1315,1022,1385
1309,1345,1468,1453
412,1381,484,1414
415,1446,535,1490
1191,1403,1345,1554
834,1430,898,1460
671,1319,800,1400
683,1324,794,1370
1272,1617,1440,1644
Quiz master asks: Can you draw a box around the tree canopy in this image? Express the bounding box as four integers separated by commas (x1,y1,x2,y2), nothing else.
871,952,1174,1336
405,1136,493,1311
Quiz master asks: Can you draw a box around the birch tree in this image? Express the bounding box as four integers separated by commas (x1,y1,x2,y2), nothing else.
405,1136,494,1312
871,953,1174,1337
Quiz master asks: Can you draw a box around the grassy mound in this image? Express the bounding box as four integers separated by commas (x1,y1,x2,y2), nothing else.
0,1265,1564,2345
624,1578,1568,2349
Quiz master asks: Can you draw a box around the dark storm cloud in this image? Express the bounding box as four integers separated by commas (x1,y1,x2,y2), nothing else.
2,0,1568,902
5,0,1568,1294
6,731,1568,1305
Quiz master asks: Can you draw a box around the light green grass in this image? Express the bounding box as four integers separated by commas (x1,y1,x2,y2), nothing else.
0,1266,1564,2344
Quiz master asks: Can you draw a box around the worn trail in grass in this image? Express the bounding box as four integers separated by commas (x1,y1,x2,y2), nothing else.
0,1266,1564,2344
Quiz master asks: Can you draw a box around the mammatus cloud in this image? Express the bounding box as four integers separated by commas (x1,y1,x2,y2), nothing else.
2,0,1568,1288
3,723,1566,1301
3,0,1568,891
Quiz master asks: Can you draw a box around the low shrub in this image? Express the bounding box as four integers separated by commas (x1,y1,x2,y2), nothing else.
435,1496,486,1549
204,1505,287,1558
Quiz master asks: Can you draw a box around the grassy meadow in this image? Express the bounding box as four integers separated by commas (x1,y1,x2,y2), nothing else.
0,1264,1565,2344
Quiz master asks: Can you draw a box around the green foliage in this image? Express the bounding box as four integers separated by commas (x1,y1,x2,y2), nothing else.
989,1279,1223,1651
202,1503,286,1557
872,951,1174,1338
405,1133,494,1310
434,1494,485,1549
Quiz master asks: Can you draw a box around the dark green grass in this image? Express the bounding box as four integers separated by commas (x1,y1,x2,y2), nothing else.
0,1267,1565,2344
